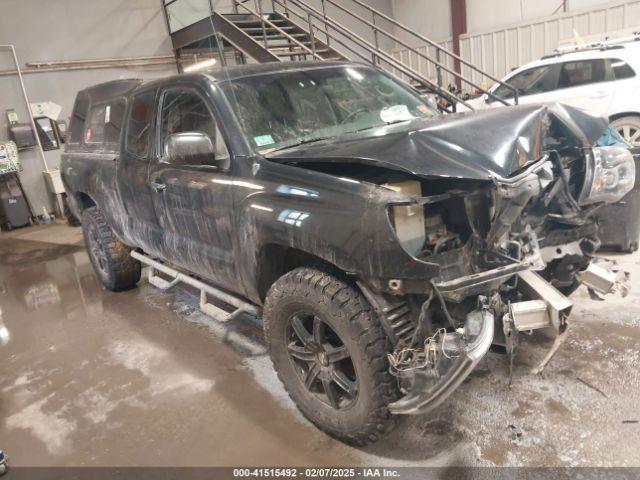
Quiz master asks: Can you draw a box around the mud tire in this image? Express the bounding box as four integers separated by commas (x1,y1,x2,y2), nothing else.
81,206,141,291
263,267,398,445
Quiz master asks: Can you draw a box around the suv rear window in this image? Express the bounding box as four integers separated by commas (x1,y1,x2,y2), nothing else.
609,58,636,80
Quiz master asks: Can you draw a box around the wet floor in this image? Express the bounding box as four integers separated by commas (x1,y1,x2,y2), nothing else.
1,224,639,467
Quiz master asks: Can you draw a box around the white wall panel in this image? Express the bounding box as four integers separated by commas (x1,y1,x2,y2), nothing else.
392,0,640,90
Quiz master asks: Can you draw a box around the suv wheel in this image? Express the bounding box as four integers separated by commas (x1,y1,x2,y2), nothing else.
81,206,141,291
611,116,640,148
263,267,398,445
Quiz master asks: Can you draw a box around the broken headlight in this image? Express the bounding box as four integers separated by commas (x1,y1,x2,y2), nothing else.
384,181,425,257
578,146,636,205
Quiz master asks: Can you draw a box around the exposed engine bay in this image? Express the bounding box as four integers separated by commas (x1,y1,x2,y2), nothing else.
357,113,636,415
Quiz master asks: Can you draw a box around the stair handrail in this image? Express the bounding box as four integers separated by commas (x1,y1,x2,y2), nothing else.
269,0,376,65
269,0,472,109
230,0,326,61
325,0,517,100
304,0,510,106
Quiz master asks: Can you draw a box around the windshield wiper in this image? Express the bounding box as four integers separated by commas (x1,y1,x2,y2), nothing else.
269,136,333,153
350,119,413,134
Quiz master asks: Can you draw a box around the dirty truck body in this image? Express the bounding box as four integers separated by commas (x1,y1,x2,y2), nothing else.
62,62,634,444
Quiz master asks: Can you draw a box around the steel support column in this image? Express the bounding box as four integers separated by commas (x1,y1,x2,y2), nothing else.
450,0,467,90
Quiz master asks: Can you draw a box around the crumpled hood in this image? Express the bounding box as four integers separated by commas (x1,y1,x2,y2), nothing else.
267,103,609,181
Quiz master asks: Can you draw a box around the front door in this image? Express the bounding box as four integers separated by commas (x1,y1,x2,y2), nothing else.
148,86,241,293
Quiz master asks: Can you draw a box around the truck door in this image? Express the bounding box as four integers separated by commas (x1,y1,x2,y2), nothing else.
148,85,241,293
116,87,165,258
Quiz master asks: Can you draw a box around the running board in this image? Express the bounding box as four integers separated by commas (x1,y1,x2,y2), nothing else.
131,251,260,322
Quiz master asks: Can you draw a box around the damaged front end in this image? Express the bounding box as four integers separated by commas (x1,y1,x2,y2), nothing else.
361,107,636,416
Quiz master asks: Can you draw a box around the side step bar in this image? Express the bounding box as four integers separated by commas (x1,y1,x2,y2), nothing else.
131,251,260,321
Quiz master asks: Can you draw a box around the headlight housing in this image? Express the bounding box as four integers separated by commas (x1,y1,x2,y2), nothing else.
578,146,636,205
384,181,425,256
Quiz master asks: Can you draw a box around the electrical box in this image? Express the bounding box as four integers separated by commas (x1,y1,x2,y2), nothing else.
8,123,36,149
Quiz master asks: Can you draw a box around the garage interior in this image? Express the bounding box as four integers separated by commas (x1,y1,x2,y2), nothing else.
1,0,640,472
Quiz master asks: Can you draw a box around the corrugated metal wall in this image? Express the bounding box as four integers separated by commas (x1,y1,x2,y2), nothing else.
391,0,640,90
390,39,456,87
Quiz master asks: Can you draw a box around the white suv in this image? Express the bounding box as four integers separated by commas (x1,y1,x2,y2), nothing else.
465,37,640,147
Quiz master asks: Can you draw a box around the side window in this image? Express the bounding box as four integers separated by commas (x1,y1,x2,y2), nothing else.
159,88,228,165
85,106,106,144
104,101,127,147
558,60,606,89
609,58,636,80
85,101,127,150
494,65,557,99
126,90,155,158
69,93,89,144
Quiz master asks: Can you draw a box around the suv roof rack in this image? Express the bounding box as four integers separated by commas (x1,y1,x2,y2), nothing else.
542,32,640,59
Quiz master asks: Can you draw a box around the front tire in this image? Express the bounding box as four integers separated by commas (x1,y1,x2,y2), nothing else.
81,206,141,291
263,267,398,445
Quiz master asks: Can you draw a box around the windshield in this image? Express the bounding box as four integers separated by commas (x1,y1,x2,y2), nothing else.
220,66,437,152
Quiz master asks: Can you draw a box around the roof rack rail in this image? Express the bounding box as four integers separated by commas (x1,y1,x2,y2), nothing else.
551,32,640,56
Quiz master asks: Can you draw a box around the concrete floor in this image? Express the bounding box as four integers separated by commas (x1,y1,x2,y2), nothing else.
1,223,639,467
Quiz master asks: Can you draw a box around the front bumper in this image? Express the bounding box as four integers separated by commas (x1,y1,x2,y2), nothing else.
388,305,494,415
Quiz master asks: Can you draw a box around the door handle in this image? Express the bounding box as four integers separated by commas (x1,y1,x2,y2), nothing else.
150,180,167,193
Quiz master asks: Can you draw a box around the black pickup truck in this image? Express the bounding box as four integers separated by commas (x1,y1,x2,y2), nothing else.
62,61,634,445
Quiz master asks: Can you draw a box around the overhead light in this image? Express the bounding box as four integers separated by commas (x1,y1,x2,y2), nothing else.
183,58,217,73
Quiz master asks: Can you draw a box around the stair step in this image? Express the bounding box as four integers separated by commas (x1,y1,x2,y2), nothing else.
268,42,324,49
232,18,287,24
273,49,331,56
263,33,309,40
241,26,296,32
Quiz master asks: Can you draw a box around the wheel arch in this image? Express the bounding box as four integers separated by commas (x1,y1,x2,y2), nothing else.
75,192,97,211
256,243,353,302
609,112,640,122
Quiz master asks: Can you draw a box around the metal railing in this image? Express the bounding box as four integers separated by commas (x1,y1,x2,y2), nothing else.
161,0,519,109
271,0,518,106
231,0,326,60
266,0,473,109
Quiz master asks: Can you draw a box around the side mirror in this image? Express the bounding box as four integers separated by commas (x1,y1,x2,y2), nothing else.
163,132,221,167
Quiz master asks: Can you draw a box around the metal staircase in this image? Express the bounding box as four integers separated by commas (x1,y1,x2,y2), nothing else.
163,0,518,112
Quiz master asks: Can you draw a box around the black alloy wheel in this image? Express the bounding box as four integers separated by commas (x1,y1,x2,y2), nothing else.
286,312,358,410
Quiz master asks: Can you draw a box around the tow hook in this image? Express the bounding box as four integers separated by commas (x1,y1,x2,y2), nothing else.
387,297,494,415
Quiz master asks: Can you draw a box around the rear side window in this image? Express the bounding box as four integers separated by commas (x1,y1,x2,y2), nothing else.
558,60,606,88
84,101,126,150
85,106,106,144
609,58,636,80
126,90,155,158
69,93,89,144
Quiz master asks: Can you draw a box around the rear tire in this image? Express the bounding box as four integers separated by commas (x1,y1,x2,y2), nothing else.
263,267,398,446
611,116,640,147
81,206,141,291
